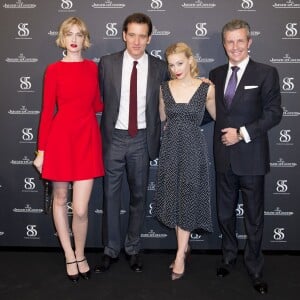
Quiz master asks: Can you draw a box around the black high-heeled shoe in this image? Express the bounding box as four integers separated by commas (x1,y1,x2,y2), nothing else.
171,244,191,280
171,270,185,281
169,244,191,269
171,258,185,281
66,260,79,282
77,257,91,280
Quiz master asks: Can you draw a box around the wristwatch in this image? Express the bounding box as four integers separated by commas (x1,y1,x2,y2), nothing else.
237,128,243,141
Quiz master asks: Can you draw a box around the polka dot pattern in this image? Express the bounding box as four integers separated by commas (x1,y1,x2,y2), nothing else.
153,81,213,233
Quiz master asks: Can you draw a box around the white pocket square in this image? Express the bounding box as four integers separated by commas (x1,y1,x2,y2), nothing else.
244,85,258,89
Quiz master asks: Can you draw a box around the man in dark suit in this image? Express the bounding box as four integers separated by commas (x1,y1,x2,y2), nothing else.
209,19,282,294
94,13,168,273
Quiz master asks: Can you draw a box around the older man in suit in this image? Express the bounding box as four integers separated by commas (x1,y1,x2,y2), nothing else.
209,19,282,294
94,13,168,273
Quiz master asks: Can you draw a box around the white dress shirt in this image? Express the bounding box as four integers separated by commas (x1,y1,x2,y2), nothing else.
115,50,148,130
224,56,251,143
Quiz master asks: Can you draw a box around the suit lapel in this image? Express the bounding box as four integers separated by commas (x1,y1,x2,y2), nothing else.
146,52,159,105
146,55,156,106
230,59,254,108
218,65,228,108
112,51,124,105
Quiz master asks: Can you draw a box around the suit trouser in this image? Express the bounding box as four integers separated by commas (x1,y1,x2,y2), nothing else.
103,129,149,258
216,168,265,277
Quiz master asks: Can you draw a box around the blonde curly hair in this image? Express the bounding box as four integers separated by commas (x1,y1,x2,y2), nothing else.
56,16,91,50
165,42,199,79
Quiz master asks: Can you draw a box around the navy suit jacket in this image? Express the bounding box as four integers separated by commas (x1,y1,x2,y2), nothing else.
99,50,168,160
209,59,282,175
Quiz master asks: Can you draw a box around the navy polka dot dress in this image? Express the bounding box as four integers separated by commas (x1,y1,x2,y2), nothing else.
154,81,213,233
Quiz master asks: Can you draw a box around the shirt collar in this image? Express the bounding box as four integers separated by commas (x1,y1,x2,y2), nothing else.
124,50,148,65
228,56,250,72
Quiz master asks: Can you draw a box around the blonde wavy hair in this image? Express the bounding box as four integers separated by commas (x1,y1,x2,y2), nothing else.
56,16,91,50
165,42,199,79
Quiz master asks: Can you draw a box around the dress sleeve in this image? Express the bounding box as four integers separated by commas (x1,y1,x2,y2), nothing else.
93,65,104,113
37,64,57,150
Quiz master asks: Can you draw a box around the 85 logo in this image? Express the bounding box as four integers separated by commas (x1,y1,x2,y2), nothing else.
22,128,34,141
279,130,291,143
276,180,288,193
24,178,36,190
20,76,32,90
26,225,38,237
151,0,163,9
285,23,298,38
241,0,254,9
273,228,285,241
282,77,295,91
236,203,244,217
195,23,207,37
61,0,73,9
106,23,118,37
17,23,30,37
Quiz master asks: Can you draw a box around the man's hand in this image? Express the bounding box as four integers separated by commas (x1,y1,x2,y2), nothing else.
221,128,241,146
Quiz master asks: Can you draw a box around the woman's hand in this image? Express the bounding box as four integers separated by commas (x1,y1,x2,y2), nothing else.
200,77,214,86
33,150,44,173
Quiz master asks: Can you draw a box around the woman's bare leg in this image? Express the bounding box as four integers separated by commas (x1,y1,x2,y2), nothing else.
72,179,94,273
52,181,77,276
173,226,190,275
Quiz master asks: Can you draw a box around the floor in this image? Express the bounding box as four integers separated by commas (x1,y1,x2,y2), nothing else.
0,248,299,300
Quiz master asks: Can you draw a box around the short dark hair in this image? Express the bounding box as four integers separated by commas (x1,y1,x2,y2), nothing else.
222,19,251,43
122,13,153,36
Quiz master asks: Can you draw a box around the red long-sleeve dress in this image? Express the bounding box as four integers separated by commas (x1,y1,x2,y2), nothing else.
37,59,104,181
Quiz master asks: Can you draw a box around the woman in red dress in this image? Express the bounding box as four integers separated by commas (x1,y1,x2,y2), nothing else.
33,17,104,282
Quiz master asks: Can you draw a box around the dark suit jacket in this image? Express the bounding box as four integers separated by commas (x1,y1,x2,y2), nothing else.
99,50,168,160
209,59,282,175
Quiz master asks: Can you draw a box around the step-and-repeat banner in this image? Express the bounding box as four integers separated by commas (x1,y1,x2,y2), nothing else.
0,0,299,249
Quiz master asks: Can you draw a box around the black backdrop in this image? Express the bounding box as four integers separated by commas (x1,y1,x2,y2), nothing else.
0,0,299,250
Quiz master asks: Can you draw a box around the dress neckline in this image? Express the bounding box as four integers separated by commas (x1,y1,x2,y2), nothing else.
166,81,203,105
60,59,86,63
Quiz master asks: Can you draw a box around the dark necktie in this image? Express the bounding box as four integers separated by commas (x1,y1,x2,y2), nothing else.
224,66,239,108
128,61,138,137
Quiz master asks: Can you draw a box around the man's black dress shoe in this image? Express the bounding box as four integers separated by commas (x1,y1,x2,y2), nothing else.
216,259,236,278
216,267,230,277
252,277,268,295
94,254,119,273
128,254,143,272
